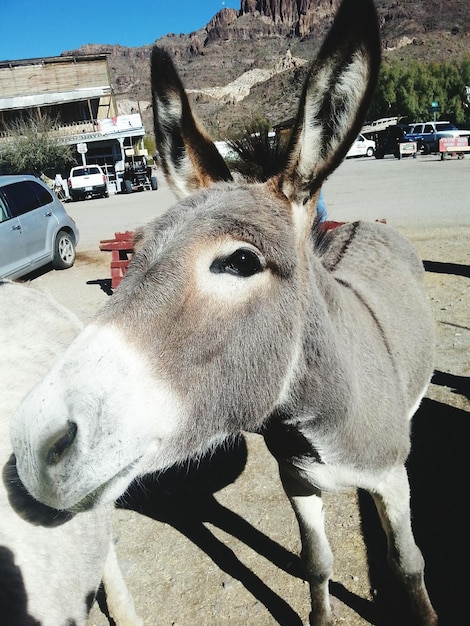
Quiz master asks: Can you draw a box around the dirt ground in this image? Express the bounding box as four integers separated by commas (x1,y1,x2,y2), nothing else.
25,154,469,626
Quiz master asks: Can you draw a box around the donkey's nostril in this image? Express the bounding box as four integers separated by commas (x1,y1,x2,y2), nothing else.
46,422,78,465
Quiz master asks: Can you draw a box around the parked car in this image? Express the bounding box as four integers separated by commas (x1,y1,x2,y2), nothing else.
346,134,376,158
68,164,108,201
404,121,470,154
373,125,414,159
0,175,79,280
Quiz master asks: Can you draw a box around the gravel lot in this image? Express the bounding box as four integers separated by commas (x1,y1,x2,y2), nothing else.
24,153,469,626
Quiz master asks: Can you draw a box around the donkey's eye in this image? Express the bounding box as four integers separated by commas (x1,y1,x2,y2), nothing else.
210,248,263,277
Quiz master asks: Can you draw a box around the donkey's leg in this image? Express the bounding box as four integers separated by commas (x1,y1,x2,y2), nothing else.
371,464,438,626
102,540,143,625
279,465,334,626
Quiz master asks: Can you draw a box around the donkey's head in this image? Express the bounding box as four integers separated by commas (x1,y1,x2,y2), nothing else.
11,0,380,512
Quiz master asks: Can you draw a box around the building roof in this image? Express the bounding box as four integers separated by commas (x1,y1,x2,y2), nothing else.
0,54,113,112
0,54,110,69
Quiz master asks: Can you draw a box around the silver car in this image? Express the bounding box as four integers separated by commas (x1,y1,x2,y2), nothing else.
0,175,79,280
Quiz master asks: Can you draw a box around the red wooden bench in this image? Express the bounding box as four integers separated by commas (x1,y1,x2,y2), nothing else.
99,231,134,289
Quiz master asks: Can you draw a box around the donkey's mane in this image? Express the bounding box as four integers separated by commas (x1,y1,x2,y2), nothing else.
227,128,291,182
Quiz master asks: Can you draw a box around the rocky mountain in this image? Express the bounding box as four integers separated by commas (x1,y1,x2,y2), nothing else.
62,0,470,139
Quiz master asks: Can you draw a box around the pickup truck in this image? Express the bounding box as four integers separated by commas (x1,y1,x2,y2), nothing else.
404,121,470,154
68,165,108,201
373,124,413,159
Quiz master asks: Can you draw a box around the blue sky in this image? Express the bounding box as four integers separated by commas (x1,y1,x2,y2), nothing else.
0,1,240,61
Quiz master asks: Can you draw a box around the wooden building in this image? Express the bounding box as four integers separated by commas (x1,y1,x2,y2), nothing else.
0,54,146,178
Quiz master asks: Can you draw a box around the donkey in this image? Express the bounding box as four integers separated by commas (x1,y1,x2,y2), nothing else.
0,280,141,626
10,0,437,623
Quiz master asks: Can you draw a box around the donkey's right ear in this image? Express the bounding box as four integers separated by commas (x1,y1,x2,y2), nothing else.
275,0,380,231
151,47,232,198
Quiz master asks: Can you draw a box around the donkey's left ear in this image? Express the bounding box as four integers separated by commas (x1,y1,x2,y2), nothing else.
151,47,232,198
275,0,380,228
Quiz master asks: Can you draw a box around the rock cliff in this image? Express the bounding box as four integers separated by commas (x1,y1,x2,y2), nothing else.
61,0,470,139
238,0,340,36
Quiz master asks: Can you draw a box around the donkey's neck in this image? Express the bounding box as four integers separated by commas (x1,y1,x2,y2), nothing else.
268,220,425,472
277,221,403,424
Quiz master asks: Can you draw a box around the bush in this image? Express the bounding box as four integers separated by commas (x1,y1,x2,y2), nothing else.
227,119,290,181
0,113,74,177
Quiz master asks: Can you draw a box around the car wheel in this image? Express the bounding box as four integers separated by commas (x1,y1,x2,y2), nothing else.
151,176,158,190
52,230,76,270
366,147,374,157
421,143,431,155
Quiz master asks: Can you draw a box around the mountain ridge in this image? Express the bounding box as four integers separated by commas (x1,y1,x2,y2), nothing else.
61,0,470,138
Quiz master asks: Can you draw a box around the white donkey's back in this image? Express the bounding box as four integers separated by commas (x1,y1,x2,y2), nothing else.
0,280,140,626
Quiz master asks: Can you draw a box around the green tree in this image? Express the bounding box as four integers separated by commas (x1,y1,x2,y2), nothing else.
0,112,74,177
369,56,470,123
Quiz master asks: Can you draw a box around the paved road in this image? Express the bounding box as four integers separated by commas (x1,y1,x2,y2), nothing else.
323,152,470,228
64,174,178,251
62,152,470,254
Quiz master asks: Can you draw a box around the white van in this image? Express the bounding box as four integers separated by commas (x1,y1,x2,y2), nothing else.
346,134,376,158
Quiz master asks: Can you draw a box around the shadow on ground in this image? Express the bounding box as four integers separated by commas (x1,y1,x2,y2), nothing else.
408,395,469,626
117,437,305,625
358,391,469,626
423,260,470,278
86,278,113,296
114,377,469,625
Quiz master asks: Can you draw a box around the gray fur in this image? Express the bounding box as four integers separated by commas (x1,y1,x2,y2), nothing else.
10,1,437,624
